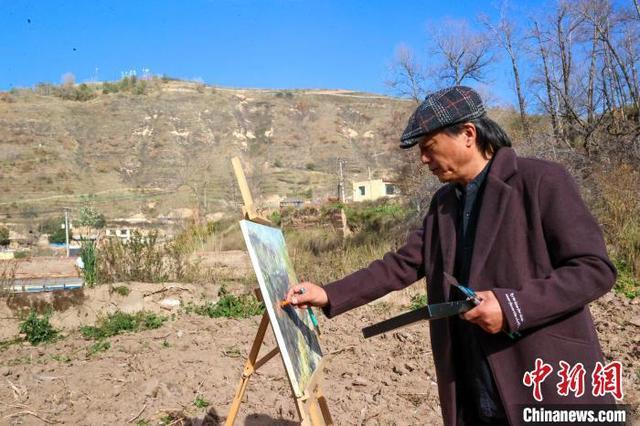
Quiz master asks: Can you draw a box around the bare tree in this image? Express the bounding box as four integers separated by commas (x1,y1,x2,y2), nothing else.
480,2,531,142
578,0,640,114
429,18,495,86
531,20,563,144
386,44,426,103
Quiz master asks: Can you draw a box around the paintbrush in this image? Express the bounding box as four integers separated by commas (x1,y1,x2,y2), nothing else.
280,288,321,335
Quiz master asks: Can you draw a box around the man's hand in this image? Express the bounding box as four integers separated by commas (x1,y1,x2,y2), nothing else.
461,290,505,334
285,282,328,309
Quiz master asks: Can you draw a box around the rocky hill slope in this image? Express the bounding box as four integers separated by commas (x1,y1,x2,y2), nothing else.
0,81,414,220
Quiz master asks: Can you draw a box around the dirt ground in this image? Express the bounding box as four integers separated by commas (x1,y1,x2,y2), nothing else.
0,280,638,425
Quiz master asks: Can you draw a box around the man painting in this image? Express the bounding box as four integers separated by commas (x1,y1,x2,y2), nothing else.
285,86,616,425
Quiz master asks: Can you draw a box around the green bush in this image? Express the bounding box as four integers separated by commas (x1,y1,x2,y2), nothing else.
80,311,167,340
343,200,409,234
88,340,110,355
269,211,282,226
57,83,96,101
194,396,209,409
19,311,58,345
77,202,106,228
409,293,428,310
49,226,70,244
80,239,97,287
102,82,120,94
0,226,9,246
102,77,148,95
614,258,640,299
112,285,130,296
41,217,72,244
185,287,264,318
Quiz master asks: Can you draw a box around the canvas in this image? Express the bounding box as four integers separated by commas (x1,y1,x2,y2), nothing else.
239,220,323,397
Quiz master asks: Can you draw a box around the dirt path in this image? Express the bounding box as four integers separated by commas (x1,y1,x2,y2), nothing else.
0,285,637,425
0,187,171,206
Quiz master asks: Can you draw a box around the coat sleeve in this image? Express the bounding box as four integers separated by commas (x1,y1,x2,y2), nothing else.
493,165,616,333
321,206,433,318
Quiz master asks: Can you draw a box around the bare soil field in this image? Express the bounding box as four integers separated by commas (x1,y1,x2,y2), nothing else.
0,281,638,425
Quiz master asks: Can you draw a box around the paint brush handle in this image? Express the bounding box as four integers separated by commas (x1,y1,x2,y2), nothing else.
297,287,321,335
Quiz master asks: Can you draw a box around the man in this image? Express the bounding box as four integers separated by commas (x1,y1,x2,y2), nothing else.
286,86,616,425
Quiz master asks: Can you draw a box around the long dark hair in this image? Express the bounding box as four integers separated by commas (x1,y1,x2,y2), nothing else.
445,116,512,156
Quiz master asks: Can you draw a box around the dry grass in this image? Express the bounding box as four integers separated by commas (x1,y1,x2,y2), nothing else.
0,260,17,294
593,164,640,278
287,226,404,286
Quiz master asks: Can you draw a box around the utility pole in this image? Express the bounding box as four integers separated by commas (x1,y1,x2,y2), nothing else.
336,158,351,238
337,159,347,203
64,208,70,257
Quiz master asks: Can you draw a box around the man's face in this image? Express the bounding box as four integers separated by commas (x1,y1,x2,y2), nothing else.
417,129,472,184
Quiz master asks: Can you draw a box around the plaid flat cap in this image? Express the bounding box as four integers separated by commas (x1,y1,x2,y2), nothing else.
400,86,486,148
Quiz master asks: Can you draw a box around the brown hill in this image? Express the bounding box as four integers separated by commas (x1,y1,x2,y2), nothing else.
0,81,415,222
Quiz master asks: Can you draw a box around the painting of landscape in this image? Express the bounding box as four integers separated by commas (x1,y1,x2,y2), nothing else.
239,220,323,397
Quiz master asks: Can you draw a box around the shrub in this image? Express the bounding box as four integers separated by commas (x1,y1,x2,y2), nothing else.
409,294,428,309
185,286,264,318
49,226,70,244
102,77,148,95
102,82,119,94
97,231,169,283
112,285,130,296
95,222,223,285
41,216,72,244
594,165,640,280
0,260,17,293
343,199,409,234
19,311,58,345
269,211,282,226
57,83,96,101
80,311,167,340
80,239,97,287
0,226,9,246
613,258,640,299
77,203,106,228
194,396,209,409
88,340,110,355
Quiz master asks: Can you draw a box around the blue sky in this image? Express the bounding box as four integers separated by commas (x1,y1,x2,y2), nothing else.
1,0,539,104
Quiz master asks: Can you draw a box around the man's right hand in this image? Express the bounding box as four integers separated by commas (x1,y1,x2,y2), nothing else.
285,282,329,309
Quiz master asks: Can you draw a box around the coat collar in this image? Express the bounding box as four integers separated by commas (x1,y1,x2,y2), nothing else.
435,148,517,290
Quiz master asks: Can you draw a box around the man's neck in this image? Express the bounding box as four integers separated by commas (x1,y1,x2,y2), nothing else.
459,157,491,187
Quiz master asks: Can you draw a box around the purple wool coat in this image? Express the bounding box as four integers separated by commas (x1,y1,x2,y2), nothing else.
322,147,617,425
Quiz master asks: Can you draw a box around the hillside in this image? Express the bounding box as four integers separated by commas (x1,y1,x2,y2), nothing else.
0,81,415,222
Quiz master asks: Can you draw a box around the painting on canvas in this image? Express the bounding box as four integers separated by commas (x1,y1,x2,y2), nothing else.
239,220,323,397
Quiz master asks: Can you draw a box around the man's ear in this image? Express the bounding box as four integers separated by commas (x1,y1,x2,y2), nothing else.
463,123,477,147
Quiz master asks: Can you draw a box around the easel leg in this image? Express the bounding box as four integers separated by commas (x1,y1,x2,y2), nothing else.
225,312,270,426
296,396,311,426
295,383,334,426
315,390,334,425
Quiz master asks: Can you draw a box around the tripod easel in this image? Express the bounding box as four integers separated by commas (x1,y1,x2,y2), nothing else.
225,157,333,426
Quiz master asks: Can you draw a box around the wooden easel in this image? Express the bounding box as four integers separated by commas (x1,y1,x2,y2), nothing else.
225,157,333,426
